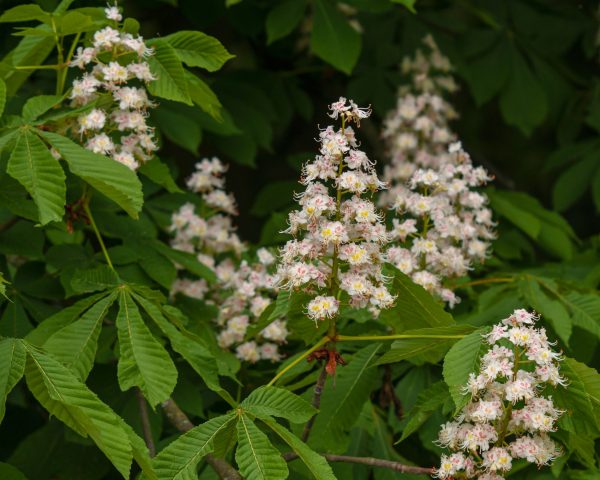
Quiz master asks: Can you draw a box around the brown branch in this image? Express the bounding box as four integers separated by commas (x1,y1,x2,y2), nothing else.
301,365,328,442
136,388,156,457
0,217,18,234
161,398,242,480
323,454,434,475
285,452,433,474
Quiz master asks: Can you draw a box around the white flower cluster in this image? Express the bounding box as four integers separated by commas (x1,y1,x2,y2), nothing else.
434,309,565,480
380,36,495,307
169,159,288,363
214,251,288,363
68,5,157,170
170,158,243,256
277,98,394,322
381,35,458,197
386,142,495,307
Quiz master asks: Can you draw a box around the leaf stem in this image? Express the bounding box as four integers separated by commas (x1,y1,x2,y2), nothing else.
267,336,329,387
83,199,115,271
337,334,466,342
15,64,62,70
58,31,82,94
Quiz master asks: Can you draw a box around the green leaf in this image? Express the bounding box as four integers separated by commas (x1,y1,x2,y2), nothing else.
146,39,192,105
519,278,572,344
0,78,6,118
25,291,109,345
443,328,488,412
262,418,336,480
7,129,65,224
185,71,223,122
488,189,575,260
250,181,296,217
266,0,307,44
487,189,541,238
310,344,382,452
69,265,120,295
553,358,600,436
0,4,51,23
0,462,27,480
138,158,182,193
236,413,288,480
44,292,118,381
565,292,600,339
162,31,234,72
379,265,454,331
398,382,450,442
37,130,143,218
116,290,178,406
376,325,476,365
132,292,231,405
499,47,547,135
310,0,361,74
390,0,416,12
23,342,134,478
552,155,598,211
0,338,26,423
22,94,62,120
153,106,202,155
153,413,236,480
241,386,316,423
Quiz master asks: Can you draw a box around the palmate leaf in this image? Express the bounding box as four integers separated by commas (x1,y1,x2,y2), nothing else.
443,328,489,413
116,290,177,406
133,293,217,382
153,413,236,480
7,129,66,224
44,291,118,381
23,342,135,478
241,386,316,424
132,292,235,406
0,338,26,423
309,344,382,453
162,30,234,72
36,130,143,218
236,413,288,480
262,418,336,480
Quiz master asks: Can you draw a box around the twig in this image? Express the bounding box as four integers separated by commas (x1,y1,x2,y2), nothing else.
323,454,434,474
301,365,328,442
136,388,156,457
0,217,18,234
161,398,242,480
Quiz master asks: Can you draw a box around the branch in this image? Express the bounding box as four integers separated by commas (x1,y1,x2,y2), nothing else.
136,389,156,457
301,365,328,442
323,454,434,475
161,398,242,480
